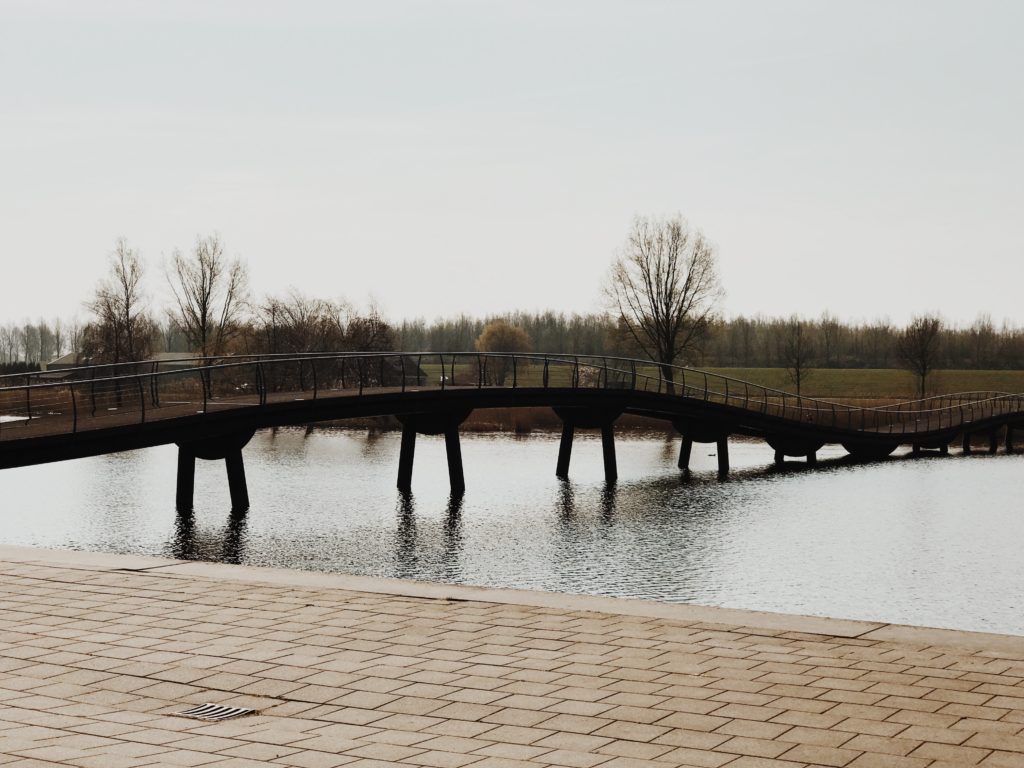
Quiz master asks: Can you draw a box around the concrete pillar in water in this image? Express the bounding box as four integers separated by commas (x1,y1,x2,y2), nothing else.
912,443,922,456
807,451,817,465
556,422,574,478
175,430,254,513
774,450,784,466
395,409,472,494
445,426,465,494
678,437,693,471
175,448,195,512
601,424,617,483
397,422,416,491
989,429,999,455
1007,426,1015,454
963,433,972,454
717,438,730,476
940,443,949,455
225,449,249,513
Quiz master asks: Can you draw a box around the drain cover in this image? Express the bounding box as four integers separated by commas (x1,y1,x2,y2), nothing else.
175,704,256,721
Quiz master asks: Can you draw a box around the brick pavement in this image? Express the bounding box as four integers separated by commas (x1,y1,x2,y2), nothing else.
0,546,1022,768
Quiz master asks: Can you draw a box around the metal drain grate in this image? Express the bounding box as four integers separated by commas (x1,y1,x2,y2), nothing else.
175,703,256,721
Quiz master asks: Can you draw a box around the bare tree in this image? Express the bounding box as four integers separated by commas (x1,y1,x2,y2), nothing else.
83,238,153,363
167,234,249,357
251,290,345,354
897,314,943,398
605,215,722,390
819,312,842,367
778,316,815,395
343,302,396,352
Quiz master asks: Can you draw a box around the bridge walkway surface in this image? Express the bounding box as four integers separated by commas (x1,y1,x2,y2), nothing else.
0,545,1023,768
2,353,1023,508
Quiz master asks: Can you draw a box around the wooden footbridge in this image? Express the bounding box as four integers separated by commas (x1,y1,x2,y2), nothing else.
2,353,1022,512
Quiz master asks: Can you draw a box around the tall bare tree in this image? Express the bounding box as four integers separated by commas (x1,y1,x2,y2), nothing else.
897,314,943,398
83,238,153,363
605,215,722,390
168,234,249,357
778,316,815,395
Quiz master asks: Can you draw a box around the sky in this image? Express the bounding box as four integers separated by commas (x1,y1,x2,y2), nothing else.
1,0,1022,327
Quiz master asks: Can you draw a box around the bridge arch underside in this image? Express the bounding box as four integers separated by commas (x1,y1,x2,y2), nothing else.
1,388,1021,505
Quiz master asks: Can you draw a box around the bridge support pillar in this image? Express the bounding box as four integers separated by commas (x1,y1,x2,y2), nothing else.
225,450,249,513
556,423,574,478
716,438,730,477
601,424,617,483
807,451,817,465
990,429,1000,455
774,450,784,466
963,433,972,454
176,449,196,512
175,430,255,514
396,409,472,494
1007,426,1015,454
678,437,693,471
552,406,624,483
445,426,465,494
940,443,949,455
397,423,416,492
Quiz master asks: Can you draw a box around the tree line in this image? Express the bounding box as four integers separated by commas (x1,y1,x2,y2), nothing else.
3,224,1023,396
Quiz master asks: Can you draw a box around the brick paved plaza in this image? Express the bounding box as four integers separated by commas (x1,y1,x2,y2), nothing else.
0,545,1022,768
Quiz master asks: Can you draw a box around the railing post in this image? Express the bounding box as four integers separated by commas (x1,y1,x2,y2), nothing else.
24,375,31,420
630,360,636,390
478,354,483,388
71,385,78,433
150,361,159,406
200,368,208,413
439,354,446,390
512,356,517,389
400,357,406,394
543,359,549,388
137,377,145,424
312,359,318,399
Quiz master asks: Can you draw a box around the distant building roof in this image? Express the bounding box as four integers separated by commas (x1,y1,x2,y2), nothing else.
43,352,81,371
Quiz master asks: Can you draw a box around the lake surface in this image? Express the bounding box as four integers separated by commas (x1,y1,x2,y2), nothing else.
1,427,1021,635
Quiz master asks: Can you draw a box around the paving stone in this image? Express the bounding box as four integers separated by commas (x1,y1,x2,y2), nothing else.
1,550,1023,768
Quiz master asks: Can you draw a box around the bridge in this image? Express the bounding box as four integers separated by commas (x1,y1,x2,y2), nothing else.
2,353,1022,512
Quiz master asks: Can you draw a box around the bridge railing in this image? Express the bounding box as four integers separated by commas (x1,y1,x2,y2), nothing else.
2,352,1023,442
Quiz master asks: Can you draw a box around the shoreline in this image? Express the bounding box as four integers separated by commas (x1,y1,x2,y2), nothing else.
3,543,1023,654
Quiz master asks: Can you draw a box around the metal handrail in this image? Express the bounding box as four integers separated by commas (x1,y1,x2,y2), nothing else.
2,352,1023,442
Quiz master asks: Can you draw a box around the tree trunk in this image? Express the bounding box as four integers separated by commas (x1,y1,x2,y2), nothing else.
660,361,676,395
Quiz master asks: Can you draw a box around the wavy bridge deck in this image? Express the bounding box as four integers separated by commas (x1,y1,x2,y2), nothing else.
2,353,1022,510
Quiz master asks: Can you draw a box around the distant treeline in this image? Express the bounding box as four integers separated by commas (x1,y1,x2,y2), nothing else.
397,312,1024,370
5,309,1024,372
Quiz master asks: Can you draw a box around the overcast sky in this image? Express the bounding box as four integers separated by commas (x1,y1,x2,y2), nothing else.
2,0,1021,326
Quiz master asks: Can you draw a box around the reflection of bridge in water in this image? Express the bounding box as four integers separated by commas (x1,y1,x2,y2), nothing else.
2,353,1022,512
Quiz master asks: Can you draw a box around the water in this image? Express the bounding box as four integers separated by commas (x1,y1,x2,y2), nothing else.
1,426,1022,635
